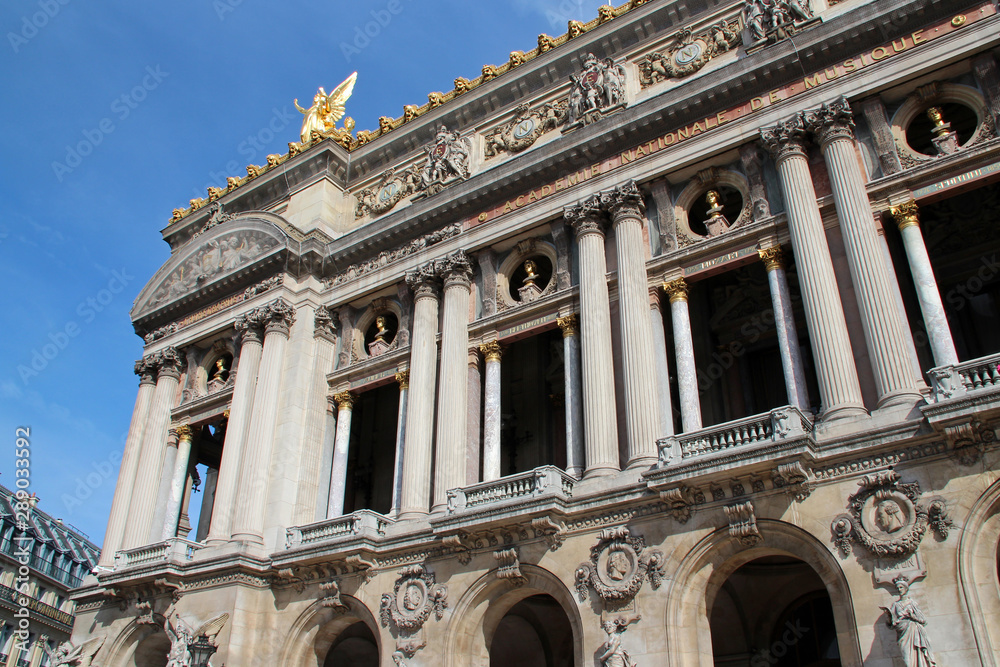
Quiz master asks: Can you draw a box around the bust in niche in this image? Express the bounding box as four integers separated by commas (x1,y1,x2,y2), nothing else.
367,313,396,357
207,354,233,392
703,190,731,237
517,258,544,303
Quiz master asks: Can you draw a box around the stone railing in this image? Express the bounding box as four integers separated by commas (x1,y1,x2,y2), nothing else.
446,465,575,514
286,510,393,549
114,539,204,571
657,405,813,466
927,353,1000,403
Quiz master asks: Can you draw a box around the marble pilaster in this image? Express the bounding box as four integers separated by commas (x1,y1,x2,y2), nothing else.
759,247,810,410
565,199,620,476
327,391,355,518
805,97,923,409
558,315,585,479
663,278,702,433
161,424,194,540
480,341,503,482
761,116,867,420
890,200,959,367
390,371,409,516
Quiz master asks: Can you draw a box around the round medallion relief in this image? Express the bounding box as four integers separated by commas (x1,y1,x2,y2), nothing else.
596,543,638,588
513,118,536,140
398,579,427,616
860,492,913,539
674,41,703,65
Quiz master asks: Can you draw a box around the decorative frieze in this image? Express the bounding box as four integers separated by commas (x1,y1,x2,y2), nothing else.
831,470,929,558
327,223,460,287
638,21,740,88
484,101,568,159
563,53,627,132
574,526,665,604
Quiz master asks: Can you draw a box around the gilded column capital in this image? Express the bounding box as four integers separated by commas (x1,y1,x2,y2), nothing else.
760,114,808,162
803,96,856,147
314,305,339,342
889,200,920,231
663,277,689,303
155,347,184,380
333,390,356,410
480,340,503,362
436,250,474,288
556,314,578,337
604,179,646,224
175,424,193,441
395,370,410,390
405,262,442,300
758,246,785,272
134,355,159,385
564,195,608,237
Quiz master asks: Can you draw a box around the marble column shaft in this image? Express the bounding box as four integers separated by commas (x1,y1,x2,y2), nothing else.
558,315,585,479
608,182,661,467
231,301,295,543
891,201,959,367
664,279,702,432
206,323,263,544
161,425,194,540
327,392,355,518
648,292,675,437
195,467,218,542
565,201,619,476
480,342,502,482
759,248,811,410
99,358,156,566
761,116,866,420
806,98,922,407
398,269,441,519
466,350,482,485
302,307,339,524
122,351,182,549
149,431,179,542
390,372,409,516
433,252,474,512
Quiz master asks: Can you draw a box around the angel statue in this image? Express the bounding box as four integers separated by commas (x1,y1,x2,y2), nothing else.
294,72,358,143
165,610,230,667
43,637,104,666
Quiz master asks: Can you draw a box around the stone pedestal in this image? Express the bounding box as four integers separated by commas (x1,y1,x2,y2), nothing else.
663,278,702,432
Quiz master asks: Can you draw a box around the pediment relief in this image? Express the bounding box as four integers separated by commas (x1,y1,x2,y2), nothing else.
133,218,288,319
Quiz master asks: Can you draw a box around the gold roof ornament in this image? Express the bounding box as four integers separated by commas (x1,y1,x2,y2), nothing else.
294,72,358,144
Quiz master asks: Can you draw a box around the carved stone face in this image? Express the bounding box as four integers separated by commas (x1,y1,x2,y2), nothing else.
875,499,905,534
607,548,630,580
403,583,423,610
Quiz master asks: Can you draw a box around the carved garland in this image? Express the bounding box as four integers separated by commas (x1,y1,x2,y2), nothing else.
574,526,665,603
831,469,932,558
379,564,448,632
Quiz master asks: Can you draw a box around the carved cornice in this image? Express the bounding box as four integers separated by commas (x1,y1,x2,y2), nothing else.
760,113,808,162
802,95,855,146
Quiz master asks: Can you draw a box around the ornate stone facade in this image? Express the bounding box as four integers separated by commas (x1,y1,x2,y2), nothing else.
72,1,1000,665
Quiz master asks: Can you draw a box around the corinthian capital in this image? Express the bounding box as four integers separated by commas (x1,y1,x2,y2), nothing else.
760,113,808,162
802,96,855,146
155,346,184,380
134,354,159,385
262,298,297,336
314,305,339,342
405,261,441,299
604,179,645,223
564,195,607,237
436,250,474,287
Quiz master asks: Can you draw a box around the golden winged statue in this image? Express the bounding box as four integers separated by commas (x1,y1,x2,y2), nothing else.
294,72,358,143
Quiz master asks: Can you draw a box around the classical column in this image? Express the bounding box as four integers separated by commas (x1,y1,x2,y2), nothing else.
398,265,441,519
890,201,959,367
206,313,264,544
606,181,660,468
195,467,218,542
302,306,339,523
761,116,867,420
805,97,923,408
160,425,194,540
663,278,702,432
648,290,674,437
149,428,179,542
390,371,409,516
480,341,503,481
99,355,157,567
326,390,355,518
558,315,586,478
231,299,296,543
758,247,811,409
433,251,474,512
122,348,182,549
564,198,620,476
466,349,482,485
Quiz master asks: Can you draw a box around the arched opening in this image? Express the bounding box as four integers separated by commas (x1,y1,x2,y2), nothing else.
128,630,170,667
322,620,379,667
709,556,840,667
489,594,573,667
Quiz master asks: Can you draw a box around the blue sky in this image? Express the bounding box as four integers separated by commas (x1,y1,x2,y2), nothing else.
0,0,611,546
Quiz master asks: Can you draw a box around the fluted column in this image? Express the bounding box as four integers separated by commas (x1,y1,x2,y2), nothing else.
480,341,503,481
390,371,409,516
150,428,179,542
302,307,339,523
648,290,675,437
606,180,661,468
663,278,702,432
161,425,194,540
231,299,296,543
326,391,355,518
761,116,866,420
759,247,811,409
206,315,264,544
558,315,585,478
805,97,923,408
890,201,959,367
565,199,619,476
99,356,158,566
433,251,474,512
399,266,441,519
122,348,182,549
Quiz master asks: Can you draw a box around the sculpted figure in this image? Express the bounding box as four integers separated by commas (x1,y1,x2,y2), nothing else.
294,72,357,143
875,498,905,534
211,358,229,382
374,315,391,342
607,548,630,581
522,259,540,289
744,0,768,41
599,618,637,667
882,579,937,667
43,637,104,667
165,612,194,667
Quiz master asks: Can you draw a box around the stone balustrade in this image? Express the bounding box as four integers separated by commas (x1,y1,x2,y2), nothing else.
446,465,576,514
927,352,1000,403
657,405,814,467
285,509,393,549
114,538,204,570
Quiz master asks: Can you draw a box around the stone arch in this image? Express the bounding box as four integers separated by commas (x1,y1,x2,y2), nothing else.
277,596,383,667
444,564,584,667
353,296,405,360
103,618,170,667
958,476,1000,666
673,169,751,242
665,519,862,667
890,82,990,162
496,238,558,310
